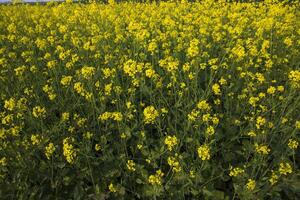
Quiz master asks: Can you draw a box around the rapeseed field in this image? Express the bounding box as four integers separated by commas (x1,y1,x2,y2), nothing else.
0,0,299,199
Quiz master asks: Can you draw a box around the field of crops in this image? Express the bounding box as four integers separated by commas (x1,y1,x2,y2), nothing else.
0,1,300,199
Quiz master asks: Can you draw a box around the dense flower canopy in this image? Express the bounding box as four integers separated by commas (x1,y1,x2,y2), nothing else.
0,1,299,199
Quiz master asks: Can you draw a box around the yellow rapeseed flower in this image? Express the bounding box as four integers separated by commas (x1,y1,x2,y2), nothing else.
197,100,211,110
108,183,117,193
246,179,256,191
288,139,299,150
167,156,181,172
254,143,270,155
197,144,211,161
32,106,46,118
60,76,72,86
164,135,178,151
63,137,76,164
212,83,221,95
148,170,164,185
279,162,292,175
126,160,136,172
229,167,245,177
4,98,15,111
45,142,56,160
143,106,159,124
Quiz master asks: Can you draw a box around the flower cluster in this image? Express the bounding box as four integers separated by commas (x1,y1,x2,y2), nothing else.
143,106,159,124
148,170,164,185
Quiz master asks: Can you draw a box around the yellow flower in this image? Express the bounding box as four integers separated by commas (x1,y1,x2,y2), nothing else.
108,183,117,193
0,128,5,139
74,82,86,97
256,116,266,129
60,76,72,86
255,73,265,83
182,63,190,72
2,114,13,125
188,109,199,121
120,133,127,139
218,77,226,85
63,137,76,164
277,85,284,92
212,116,219,125
254,143,270,155
58,25,67,33
279,162,292,175
143,106,159,124
98,112,122,122
76,117,87,127
160,108,168,116
246,179,256,191
111,112,123,121
32,106,46,118
123,59,143,77
187,38,199,57
212,83,221,95
14,65,26,77
281,117,288,124
95,144,101,151
202,113,211,122
267,86,276,95
126,160,136,172
164,135,178,151
268,121,274,128
249,97,259,107
68,126,75,134
42,84,56,100
167,156,181,172
189,170,195,178
45,142,55,159
31,134,42,145
247,131,256,137
206,126,215,136
4,98,15,111
258,92,266,98
269,170,278,185
95,81,100,89
98,112,111,121
102,68,116,79
288,139,299,150
81,66,95,79
158,56,179,73
145,68,156,78
296,121,300,129
284,37,293,47
61,112,70,121
148,39,158,54
288,70,300,88
148,170,164,185
229,167,245,177
137,144,143,149
197,100,211,110
0,157,7,167
197,144,210,161
231,44,245,60
83,131,93,140
104,83,112,96
47,60,57,69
